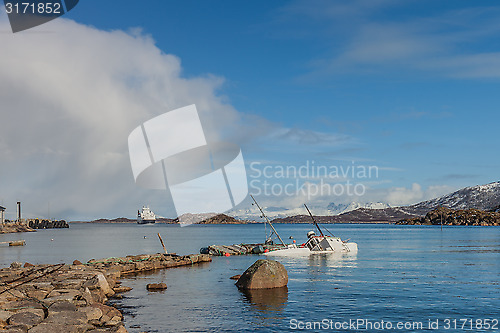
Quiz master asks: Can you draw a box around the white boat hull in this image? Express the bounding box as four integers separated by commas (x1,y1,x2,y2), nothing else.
263,241,358,257
263,247,310,256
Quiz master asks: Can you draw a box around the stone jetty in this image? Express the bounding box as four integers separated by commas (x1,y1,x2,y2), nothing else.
0,253,211,332
0,223,35,234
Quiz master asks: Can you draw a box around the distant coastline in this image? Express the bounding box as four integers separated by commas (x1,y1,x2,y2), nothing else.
69,207,500,226
71,217,177,224
70,214,392,225
71,214,254,224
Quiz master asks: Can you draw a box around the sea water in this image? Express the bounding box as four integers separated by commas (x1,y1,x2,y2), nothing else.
0,223,499,332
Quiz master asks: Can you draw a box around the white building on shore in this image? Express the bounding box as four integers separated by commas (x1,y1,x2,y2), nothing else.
0,206,5,224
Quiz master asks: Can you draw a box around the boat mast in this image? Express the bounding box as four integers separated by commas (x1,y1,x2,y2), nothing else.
304,204,325,237
250,195,285,246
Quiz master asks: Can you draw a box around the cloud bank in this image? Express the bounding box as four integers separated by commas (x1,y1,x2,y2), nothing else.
0,16,359,220
0,17,243,220
0,12,460,220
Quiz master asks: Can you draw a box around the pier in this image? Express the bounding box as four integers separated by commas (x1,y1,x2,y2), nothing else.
27,219,69,229
200,243,289,256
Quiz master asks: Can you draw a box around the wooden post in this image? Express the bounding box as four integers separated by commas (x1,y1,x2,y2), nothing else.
157,233,168,254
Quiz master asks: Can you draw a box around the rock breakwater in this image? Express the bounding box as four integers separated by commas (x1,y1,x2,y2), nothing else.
0,223,35,234
0,253,211,332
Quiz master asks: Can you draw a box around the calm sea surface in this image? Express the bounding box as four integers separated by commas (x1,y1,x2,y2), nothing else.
0,223,499,332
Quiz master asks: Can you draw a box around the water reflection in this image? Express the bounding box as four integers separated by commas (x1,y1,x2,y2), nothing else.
3,224,498,333
240,287,288,329
241,287,288,312
279,252,358,270
306,253,358,268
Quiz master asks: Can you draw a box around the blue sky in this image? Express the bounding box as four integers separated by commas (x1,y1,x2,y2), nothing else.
68,1,499,189
1,0,499,219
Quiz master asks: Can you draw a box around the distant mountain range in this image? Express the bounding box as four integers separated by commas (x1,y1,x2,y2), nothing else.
271,181,500,223
229,201,392,220
328,202,392,214
82,181,500,224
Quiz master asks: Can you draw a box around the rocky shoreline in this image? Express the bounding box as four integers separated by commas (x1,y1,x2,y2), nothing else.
0,223,35,234
74,213,250,224
397,207,500,226
0,253,211,332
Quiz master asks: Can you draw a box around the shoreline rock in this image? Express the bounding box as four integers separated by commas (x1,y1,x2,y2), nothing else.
0,222,35,234
0,253,211,332
146,283,167,291
236,259,288,290
397,207,500,226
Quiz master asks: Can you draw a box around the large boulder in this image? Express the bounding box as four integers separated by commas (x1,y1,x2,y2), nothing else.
83,272,115,297
235,259,288,289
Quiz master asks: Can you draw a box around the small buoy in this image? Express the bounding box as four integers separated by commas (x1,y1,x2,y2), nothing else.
144,236,147,239
264,249,269,253
224,253,230,257
51,239,54,241
293,240,296,243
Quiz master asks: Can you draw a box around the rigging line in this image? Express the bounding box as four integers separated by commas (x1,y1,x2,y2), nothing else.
250,195,285,246
304,204,325,237
321,224,336,237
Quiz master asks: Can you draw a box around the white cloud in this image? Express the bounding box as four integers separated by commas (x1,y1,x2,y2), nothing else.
251,181,458,212
0,16,357,220
0,17,243,220
425,53,500,78
273,127,352,146
384,183,424,206
284,1,500,79
383,183,456,206
424,184,456,200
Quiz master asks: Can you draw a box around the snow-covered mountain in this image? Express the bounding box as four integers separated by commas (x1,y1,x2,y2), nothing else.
333,181,500,222
242,181,500,223
228,206,311,220
412,181,500,212
327,202,391,215
229,201,391,220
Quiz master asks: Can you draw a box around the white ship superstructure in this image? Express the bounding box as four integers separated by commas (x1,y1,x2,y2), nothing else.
137,206,156,224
